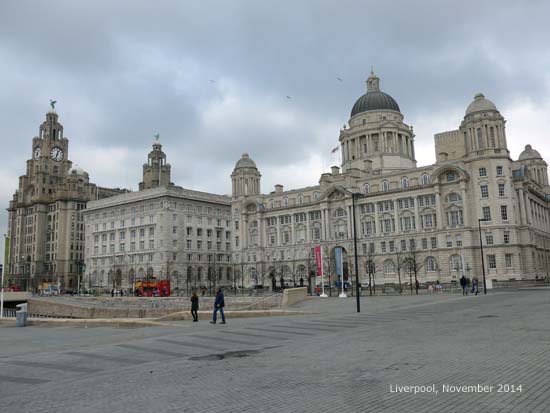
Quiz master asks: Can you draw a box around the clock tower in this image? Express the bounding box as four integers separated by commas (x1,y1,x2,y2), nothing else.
6,106,126,292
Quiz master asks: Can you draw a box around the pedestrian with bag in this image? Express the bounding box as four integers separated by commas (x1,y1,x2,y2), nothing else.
191,291,199,322
472,277,479,295
210,287,226,324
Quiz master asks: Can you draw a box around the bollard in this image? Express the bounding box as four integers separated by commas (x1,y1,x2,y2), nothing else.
16,303,28,327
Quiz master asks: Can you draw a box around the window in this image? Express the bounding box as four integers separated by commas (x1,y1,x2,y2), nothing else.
446,236,452,248
283,197,288,207
480,185,489,198
421,174,430,185
448,210,463,227
496,166,503,176
235,236,239,247
401,240,407,251
313,192,320,201
456,235,462,247
401,177,409,188
389,241,395,252
482,207,491,222
421,238,428,249
504,231,510,244
446,193,461,203
485,234,493,245
488,254,496,269
381,241,386,253
501,205,508,221
447,172,457,182
425,257,437,272
505,254,513,268
477,128,484,148
498,183,505,197
186,240,192,250
139,241,145,250
381,180,389,191
383,260,395,274
363,183,370,194
431,237,437,249
479,167,487,177
298,195,304,205
149,240,155,249
140,228,145,237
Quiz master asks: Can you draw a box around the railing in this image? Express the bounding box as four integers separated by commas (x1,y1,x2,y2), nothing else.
492,279,549,289
2,308,17,318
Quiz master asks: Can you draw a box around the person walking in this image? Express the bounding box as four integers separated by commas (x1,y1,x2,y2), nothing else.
191,291,199,322
210,288,226,324
460,275,468,296
472,276,479,295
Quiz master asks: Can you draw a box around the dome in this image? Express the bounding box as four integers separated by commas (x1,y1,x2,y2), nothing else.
350,71,400,117
519,144,542,161
235,153,257,169
465,93,498,116
70,165,87,176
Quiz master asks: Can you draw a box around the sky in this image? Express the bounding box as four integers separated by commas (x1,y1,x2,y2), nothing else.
2,1,550,264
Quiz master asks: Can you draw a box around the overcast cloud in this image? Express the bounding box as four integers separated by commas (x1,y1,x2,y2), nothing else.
2,0,550,262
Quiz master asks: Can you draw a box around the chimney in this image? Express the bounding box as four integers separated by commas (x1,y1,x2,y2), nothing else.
275,184,283,194
331,166,340,175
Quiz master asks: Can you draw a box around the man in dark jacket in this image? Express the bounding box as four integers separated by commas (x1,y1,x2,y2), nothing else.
210,288,226,324
460,275,468,296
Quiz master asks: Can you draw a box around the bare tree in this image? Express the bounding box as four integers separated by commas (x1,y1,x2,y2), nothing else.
405,246,424,295
394,248,406,294
363,247,378,296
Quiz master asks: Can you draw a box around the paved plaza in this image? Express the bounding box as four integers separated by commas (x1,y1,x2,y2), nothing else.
0,290,549,412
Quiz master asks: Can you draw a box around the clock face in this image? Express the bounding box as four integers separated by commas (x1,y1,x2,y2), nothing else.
33,146,42,160
50,147,64,162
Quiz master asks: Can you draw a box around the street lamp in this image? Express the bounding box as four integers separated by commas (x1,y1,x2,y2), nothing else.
351,192,361,313
477,218,488,295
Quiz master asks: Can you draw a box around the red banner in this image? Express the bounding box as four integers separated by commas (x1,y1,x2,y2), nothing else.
314,245,323,277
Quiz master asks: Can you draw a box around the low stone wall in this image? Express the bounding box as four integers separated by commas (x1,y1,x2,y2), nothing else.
27,294,283,319
281,287,307,307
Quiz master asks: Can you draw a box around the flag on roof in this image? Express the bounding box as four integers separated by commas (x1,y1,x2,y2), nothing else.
331,146,339,154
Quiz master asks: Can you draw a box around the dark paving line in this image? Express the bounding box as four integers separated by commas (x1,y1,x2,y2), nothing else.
0,374,49,385
157,338,226,351
220,330,289,340
5,360,101,373
65,351,142,365
246,327,317,336
193,335,258,346
270,324,340,332
308,321,362,327
116,344,182,358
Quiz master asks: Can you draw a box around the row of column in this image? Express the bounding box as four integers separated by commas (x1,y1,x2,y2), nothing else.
343,132,413,162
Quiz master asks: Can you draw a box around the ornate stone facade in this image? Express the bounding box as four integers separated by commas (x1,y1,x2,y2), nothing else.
5,109,126,291
83,141,233,293
231,72,550,290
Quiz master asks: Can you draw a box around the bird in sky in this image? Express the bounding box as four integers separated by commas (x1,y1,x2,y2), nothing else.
286,96,292,99
49,100,57,109
208,79,216,83
336,77,343,82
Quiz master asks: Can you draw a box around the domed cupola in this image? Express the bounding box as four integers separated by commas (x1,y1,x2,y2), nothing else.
465,93,498,116
232,153,261,197
350,69,401,117
519,144,542,161
460,93,508,154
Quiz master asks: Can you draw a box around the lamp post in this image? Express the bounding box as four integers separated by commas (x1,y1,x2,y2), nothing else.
478,218,488,295
351,193,361,313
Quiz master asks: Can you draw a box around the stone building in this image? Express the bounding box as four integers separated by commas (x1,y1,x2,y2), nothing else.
83,140,233,293
5,108,125,291
231,71,550,290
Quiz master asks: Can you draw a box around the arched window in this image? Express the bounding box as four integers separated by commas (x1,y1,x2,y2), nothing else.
425,257,437,272
383,259,396,274
249,229,258,246
269,199,274,209
401,177,409,188
421,173,430,185
298,194,304,205
382,180,389,191
477,128,484,148
313,192,319,201
363,183,370,194
489,127,495,147
311,222,322,240
283,197,288,207
282,227,292,244
450,255,462,272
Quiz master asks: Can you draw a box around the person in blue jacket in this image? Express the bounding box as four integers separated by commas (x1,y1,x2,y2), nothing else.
210,288,226,324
